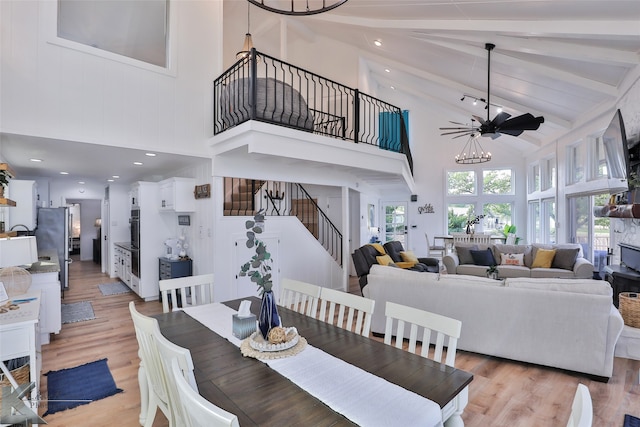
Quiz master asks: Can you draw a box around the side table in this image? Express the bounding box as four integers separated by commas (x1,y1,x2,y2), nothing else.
0,290,41,424
604,265,640,307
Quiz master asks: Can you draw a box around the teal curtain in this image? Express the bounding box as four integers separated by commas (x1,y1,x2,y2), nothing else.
379,110,409,152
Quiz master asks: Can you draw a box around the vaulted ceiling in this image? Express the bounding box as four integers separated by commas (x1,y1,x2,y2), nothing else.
225,0,640,151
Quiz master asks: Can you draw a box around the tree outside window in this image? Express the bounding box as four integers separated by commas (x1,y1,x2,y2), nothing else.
483,169,513,194
447,203,475,234
447,171,476,195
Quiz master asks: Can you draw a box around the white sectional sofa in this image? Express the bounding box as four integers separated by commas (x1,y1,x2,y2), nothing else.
363,265,623,380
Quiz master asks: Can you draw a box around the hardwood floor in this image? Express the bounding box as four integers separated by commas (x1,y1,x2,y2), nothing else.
37,258,640,426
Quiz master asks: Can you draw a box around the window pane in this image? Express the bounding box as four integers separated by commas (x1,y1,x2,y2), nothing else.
543,158,556,190
58,0,169,67
447,204,474,234
529,201,540,243
483,169,512,194
447,171,476,195
384,204,406,244
531,164,540,192
542,199,556,244
594,136,607,179
482,203,512,235
570,144,585,183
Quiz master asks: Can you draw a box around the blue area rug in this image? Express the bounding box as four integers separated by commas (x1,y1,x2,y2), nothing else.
43,359,123,416
625,414,640,427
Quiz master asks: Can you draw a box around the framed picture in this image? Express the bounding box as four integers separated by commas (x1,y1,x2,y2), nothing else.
178,215,191,226
368,204,375,228
194,184,211,199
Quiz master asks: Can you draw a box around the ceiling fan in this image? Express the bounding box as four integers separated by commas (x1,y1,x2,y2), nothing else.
440,43,545,140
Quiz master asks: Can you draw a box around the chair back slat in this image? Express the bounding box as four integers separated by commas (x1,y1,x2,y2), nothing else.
278,278,321,318
384,301,461,367
160,274,214,313
318,287,375,336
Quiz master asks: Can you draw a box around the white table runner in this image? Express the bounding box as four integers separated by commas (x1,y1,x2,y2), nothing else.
183,303,443,427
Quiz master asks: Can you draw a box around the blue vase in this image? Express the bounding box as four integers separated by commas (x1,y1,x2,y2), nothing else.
258,290,281,339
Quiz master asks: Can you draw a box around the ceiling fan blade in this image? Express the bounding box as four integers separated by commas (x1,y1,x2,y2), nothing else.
490,111,512,127
498,113,545,132
472,115,488,125
439,126,474,130
452,132,474,139
440,130,473,136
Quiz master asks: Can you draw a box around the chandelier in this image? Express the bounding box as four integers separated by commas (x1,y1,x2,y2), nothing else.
237,2,255,59
247,0,349,16
454,133,492,164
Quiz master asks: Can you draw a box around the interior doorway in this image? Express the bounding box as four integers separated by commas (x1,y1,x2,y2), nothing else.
382,202,408,245
66,199,102,262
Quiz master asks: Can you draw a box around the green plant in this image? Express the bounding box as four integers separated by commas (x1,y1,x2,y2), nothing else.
629,171,640,189
502,224,520,244
486,265,499,275
0,170,10,188
238,210,273,295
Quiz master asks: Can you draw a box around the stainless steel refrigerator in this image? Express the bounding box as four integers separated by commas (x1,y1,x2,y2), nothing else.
34,207,71,290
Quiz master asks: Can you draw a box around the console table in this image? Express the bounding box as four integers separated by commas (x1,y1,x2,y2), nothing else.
0,290,41,422
604,264,640,307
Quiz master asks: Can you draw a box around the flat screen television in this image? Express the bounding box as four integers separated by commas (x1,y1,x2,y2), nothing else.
603,109,632,190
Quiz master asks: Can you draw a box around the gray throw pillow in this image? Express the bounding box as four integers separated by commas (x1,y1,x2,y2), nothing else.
455,244,478,265
552,248,580,270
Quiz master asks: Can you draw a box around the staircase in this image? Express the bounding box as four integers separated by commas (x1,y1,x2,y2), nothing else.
223,177,342,266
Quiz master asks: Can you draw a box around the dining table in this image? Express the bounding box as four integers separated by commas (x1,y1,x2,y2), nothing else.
155,297,473,427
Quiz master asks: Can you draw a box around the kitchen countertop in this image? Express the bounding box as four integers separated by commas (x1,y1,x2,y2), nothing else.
115,242,134,251
26,249,60,274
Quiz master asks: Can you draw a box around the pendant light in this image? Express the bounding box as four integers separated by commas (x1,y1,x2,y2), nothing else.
236,2,254,60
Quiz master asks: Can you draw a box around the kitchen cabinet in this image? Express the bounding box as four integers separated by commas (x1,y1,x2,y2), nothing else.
7,180,37,230
27,249,62,345
0,163,16,207
158,177,195,212
114,243,131,286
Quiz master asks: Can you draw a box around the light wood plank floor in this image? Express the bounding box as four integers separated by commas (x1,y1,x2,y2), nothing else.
37,257,640,426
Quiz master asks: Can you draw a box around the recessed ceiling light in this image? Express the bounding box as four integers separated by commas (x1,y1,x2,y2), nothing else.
60,171,69,175
78,181,85,185
112,175,120,179
145,152,156,157
134,162,143,166
107,179,114,182
30,158,42,162
385,69,390,73
390,86,395,90
374,40,382,47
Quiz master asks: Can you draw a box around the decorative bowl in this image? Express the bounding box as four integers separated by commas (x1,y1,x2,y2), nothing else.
248,327,299,352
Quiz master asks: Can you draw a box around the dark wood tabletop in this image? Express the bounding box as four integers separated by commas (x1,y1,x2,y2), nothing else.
155,297,473,426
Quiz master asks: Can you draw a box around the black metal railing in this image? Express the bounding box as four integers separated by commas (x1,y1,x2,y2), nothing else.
213,49,413,173
223,177,343,266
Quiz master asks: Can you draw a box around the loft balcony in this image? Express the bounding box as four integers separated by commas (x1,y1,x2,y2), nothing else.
209,49,415,194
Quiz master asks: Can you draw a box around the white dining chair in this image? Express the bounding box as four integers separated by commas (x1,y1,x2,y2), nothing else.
383,301,467,426
129,301,172,427
170,358,240,427
451,232,471,244
155,329,199,427
160,273,215,313
278,278,321,318
318,287,375,336
471,233,492,244
566,383,593,427
425,232,446,259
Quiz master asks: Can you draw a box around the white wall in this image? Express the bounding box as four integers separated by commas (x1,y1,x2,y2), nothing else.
0,0,222,156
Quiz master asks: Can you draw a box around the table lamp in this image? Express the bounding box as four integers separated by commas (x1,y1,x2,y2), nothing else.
0,236,39,297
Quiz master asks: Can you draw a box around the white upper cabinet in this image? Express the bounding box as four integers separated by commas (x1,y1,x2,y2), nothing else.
159,177,195,212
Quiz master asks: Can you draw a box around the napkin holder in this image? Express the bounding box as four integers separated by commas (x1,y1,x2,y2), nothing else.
232,300,256,339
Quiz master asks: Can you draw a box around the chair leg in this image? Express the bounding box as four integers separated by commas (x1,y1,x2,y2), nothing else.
138,359,149,426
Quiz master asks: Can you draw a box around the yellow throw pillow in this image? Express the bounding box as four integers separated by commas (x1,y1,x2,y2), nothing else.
400,250,419,264
532,248,556,268
370,243,386,255
376,254,394,266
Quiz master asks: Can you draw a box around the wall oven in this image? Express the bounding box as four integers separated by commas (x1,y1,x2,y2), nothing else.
130,209,140,277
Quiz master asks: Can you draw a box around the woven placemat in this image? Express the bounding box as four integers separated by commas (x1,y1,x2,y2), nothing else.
240,336,307,360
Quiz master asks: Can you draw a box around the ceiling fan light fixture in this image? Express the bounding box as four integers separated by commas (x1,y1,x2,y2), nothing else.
247,0,349,16
454,134,492,164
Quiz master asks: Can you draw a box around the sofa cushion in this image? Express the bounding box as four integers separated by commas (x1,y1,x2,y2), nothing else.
532,243,584,260
470,248,497,266
439,274,504,287
505,277,612,296
454,244,478,265
552,248,580,270
500,253,525,266
494,265,531,278
493,244,533,267
530,268,578,279
400,251,419,264
369,264,439,281
532,248,556,268
376,254,394,266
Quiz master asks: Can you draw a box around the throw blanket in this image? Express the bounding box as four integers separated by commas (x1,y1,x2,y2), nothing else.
183,303,443,427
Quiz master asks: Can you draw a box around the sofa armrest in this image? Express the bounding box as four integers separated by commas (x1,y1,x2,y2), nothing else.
417,257,440,273
443,253,460,274
573,257,595,279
